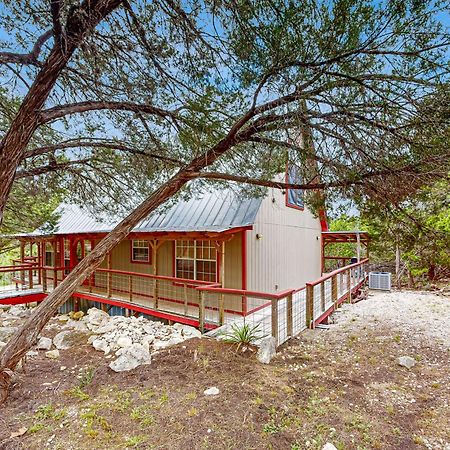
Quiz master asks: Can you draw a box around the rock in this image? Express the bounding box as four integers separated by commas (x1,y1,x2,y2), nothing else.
86,308,109,326
180,325,202,338
36,336,53,351
69,311,85,321
257,336,277,364
53,330,85,350
53,331,72,350
153,340,171,351
142,334,155,345
45,349,60,359
58,315,70,323
117,336,133,348
8,306,30,318
109,343,151,372
0,340,6,349
204,387,220,396
92,338,110,354
0,326,18,342
398,356,416,369
322,444,338,450
94,322,115,334
26,350,39,358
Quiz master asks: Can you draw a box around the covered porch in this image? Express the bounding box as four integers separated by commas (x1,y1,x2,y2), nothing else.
321,230,370,273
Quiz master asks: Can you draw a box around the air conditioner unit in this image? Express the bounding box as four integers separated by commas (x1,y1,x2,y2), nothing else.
368,272,391,291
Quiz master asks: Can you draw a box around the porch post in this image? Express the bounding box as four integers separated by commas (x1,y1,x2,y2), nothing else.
219,241,225,326
152,241,159,309
107,252,112,298
28,242,33,289
356,232,361,262
19,240,25,287
52,240,58,288
37,240,42,285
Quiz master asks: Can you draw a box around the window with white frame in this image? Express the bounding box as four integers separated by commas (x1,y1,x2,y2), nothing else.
131,240,150,262
175,240,217,282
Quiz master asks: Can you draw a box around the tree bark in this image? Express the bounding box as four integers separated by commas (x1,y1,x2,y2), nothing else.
0,116,253,404
0,0,123,226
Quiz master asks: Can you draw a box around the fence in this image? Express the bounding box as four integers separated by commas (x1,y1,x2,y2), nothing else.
0,263,40,296
205,258,368,346
0,258,368,347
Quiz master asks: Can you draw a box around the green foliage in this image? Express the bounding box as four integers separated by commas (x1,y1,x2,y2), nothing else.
220,322,266,350
332,179,450,281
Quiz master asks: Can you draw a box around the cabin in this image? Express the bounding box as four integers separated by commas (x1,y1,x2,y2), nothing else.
1,177,369,343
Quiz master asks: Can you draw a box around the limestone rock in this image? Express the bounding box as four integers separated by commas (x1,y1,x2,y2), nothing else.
53,330,85,350
69,311,85,321
204,387,220,396
180,325,202,338
86,308,109,327
92,338,110,354
0,340,6,349
36,336,53,351
322,444,338,450
117,336,133,348
8,306,30,318
109,343,151,372
0,326,18,342
45,349,60,359
257,336,277,364
398,356,416,369
26,350,39,358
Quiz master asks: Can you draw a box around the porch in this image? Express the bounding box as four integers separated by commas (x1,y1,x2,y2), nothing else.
0,254,368,345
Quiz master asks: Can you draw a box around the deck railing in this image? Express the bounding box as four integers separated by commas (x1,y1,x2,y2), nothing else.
200,258,369,346
0,259,368,345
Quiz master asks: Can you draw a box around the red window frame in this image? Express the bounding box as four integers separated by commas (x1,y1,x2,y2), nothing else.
285,164,304,211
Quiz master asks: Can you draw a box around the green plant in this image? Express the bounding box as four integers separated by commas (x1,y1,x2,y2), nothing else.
220,322,266,350
79,367,95,389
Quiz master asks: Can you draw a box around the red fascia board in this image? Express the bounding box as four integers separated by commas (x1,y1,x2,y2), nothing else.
0,292,47,305
72,292,217,329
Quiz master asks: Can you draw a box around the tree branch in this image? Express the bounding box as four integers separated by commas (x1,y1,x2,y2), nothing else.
24,140,183,165
15,159,90,179
0,30,53,66
39,101,180,123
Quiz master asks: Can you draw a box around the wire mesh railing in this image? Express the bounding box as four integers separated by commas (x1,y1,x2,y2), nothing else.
0,258,368,347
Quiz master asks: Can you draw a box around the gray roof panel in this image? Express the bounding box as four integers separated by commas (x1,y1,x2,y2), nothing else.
29,189,263,236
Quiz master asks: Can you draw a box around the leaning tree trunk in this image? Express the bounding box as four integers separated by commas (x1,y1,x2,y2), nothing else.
0,120,249,403
0,0,123,226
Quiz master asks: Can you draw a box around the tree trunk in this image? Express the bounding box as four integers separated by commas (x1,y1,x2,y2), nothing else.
0,120,250,403
0,0,122,226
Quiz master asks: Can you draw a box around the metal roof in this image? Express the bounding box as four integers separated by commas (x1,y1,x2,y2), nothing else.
28,189,263,237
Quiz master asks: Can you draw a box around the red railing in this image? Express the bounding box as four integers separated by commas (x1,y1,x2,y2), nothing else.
0,258,369,344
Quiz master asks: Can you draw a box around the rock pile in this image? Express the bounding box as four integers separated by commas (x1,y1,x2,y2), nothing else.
63,308,202,371
1,305,202,372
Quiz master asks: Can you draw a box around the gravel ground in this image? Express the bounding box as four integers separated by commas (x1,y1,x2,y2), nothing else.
331,289,450,349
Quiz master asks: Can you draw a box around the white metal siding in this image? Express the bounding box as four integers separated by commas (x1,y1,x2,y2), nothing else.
246,187,322,293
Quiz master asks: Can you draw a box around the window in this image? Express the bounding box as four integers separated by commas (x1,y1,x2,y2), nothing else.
286,164,304,209
45,242,54,267
64,239,71,274
175,240,217,282
131,240,150,262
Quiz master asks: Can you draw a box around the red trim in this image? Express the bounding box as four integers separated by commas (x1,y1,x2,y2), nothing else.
241,230,247,314
319,208,328,232
130,239,152,264
0,293,46,305
313,277,366,326
71,292,217,330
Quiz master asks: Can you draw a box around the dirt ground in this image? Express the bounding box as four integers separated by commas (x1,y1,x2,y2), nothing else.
1,289,449,450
